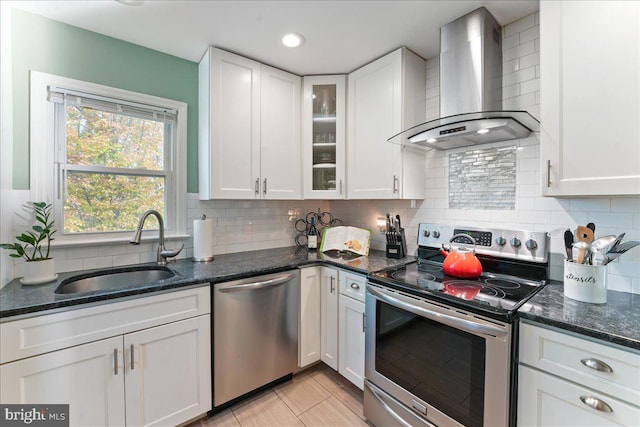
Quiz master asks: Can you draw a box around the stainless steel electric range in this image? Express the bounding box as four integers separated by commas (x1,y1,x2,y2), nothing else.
364,223,550,427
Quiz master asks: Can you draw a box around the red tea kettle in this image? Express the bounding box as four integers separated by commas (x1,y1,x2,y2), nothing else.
440,234,483,279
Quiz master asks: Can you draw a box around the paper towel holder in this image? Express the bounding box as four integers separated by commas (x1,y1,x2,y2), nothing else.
193,214,215,262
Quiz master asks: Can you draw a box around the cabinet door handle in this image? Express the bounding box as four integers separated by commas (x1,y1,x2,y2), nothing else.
546,160,552,188
339,179,343,195
393,175,399,193
130,344,135,371
350,282,360,290
580,358,613,373
114,348,119,375
255,178,259,195
263,178,267,195
362,312,366,333
330,276,335,293
579,395,613,413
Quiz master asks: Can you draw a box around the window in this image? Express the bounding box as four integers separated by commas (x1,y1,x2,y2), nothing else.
30,72,187,245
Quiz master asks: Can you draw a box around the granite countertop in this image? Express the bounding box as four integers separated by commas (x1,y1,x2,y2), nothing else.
0,247,415,319
518,281,640,351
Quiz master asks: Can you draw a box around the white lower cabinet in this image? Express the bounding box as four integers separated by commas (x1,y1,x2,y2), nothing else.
0,286,211,427
124,316,211,427
299,266,322,368
320,266,339,370
518,365,640,427
0,336,126,426
338,294,365,390
518,321,640,427
300,265,366,389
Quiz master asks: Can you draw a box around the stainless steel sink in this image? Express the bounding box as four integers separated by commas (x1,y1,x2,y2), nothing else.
55,266,175,294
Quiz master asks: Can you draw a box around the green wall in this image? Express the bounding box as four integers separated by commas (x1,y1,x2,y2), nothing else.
11,9,200,192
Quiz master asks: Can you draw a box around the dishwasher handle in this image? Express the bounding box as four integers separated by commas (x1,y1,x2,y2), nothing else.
218,273,296,293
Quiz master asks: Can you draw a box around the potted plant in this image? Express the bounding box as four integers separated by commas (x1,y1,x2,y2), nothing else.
1,202,57,284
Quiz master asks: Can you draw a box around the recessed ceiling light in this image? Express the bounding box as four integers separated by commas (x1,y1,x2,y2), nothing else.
282,33,305,48
477,129,490,134
426,138,437,143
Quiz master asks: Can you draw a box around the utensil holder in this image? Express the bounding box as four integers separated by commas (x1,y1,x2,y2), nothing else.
386,228,407,259
563,260,608,304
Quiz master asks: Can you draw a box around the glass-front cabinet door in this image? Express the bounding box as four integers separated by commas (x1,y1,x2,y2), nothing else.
302,75,346,199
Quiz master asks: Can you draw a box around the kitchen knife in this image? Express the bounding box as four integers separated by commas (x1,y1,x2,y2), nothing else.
396,214,402,230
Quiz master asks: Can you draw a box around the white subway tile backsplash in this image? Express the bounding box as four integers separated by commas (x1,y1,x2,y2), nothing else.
503,84,520,99
503,58,520,74
570,198,611,213
504,40,535,62
504,66,536,86
519,26,540,44
519,51,540,69
502,33,520,50
504,13,536,37
534,197,571,212
520,78,540,95
588,212,635,229
518,210,551,225
611,197,640,213
426,86,439,99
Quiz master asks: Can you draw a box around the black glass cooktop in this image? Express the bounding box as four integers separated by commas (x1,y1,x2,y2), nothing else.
369,261,547,321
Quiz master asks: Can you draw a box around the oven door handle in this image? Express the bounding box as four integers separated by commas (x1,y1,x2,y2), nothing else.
365,382,417,427
367,285,507,338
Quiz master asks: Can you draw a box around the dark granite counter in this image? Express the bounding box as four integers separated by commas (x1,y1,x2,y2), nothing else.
518,281,640,351
0,247,415,319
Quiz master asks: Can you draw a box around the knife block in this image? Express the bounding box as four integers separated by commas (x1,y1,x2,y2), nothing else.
386,228,407,259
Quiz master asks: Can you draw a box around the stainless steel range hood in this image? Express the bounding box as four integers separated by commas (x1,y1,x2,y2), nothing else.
389,7,539,150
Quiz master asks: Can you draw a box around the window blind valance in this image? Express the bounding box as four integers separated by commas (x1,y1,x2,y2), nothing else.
47,86,177,124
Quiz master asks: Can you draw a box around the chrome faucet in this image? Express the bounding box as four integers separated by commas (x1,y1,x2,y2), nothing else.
130,210,183,265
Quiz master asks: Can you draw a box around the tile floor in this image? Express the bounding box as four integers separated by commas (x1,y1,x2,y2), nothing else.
190,363,368,427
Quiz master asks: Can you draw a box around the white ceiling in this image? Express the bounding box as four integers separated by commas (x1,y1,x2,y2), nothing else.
11,0,539,75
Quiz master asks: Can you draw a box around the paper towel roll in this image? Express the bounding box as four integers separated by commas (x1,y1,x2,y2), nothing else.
193,218,215,262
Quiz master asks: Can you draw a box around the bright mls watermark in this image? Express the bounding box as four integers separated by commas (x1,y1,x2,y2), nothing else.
0,405,69,426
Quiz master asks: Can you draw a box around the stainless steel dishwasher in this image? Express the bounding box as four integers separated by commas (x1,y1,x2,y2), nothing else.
213,270,299,408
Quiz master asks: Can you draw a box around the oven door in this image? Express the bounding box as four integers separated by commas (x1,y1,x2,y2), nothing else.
365,282,512,427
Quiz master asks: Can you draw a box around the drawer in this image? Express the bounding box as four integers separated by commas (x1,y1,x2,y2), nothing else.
519,322,640,407
0,285,210,364
518,365,640,427
339,270,366,302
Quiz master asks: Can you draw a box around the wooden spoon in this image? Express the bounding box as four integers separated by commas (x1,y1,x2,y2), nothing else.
575,225,594,263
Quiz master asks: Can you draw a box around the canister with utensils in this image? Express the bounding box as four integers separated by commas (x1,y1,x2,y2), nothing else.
563,223,639,303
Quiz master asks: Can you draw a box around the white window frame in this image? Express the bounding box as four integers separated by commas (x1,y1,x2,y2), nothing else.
30,71,188,246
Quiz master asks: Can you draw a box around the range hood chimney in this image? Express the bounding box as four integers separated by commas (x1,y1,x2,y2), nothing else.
389,7,539,150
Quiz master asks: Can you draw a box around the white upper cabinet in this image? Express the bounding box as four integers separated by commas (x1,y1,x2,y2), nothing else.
347,47,426,199
540,1,640,196
199,47,301,199
302,75,346,199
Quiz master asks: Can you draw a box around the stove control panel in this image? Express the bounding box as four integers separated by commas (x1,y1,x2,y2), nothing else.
418,223,549,263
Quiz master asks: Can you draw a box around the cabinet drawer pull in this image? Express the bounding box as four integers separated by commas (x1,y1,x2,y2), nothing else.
114,348,118,375
580,358,613,373
263,178,267,195
255,178,259,195
546,160,551,188
330,276,335,293
339,179,343,195
350,282,360,290
362,312,366,333
393,175,399,193
579,395,613,413
130,344,135,371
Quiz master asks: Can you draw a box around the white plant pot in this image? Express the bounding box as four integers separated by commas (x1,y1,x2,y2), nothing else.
21,258,57,285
